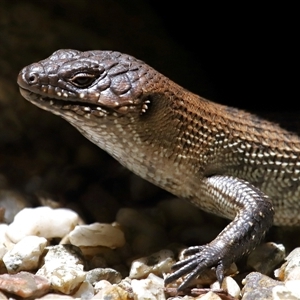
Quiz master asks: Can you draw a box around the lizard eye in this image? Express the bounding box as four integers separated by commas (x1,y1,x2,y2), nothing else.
70,73,97,88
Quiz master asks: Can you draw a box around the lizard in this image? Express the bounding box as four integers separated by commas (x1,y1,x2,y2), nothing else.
17,49,300,291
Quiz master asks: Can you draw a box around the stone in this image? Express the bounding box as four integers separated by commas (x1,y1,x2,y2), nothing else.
0,271,50,298
3,235,47,273
93,280,129,299
241,272,284,300
36,294,75,299
272,280,300,299
72,281,94,299
129,249,174,279
247,242,285,275
69,223,125,249
86,268,122,286
36,244,86,294
6,206,79,243
211,276,240,299
275,247,300,281
199,291,222,300
131,273,166,300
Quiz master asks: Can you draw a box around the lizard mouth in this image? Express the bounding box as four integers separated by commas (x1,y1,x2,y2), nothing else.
19,87,116,118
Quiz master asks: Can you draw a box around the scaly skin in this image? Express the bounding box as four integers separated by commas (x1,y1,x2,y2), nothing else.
17,50,300,290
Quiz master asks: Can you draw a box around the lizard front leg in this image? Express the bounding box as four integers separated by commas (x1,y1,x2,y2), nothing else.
165,175,274,291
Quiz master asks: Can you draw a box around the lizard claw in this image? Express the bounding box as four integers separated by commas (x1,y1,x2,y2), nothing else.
165,244,228,291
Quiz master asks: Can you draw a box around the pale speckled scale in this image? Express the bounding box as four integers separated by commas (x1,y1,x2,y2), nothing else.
17,49,300,290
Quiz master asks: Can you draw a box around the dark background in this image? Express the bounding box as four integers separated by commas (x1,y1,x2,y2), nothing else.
148,1,298,113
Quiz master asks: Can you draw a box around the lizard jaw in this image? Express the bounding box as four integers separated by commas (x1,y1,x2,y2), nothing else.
19,87,110,118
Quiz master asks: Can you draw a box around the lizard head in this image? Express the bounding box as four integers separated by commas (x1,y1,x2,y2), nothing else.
17,50,185,175
17,49,159,122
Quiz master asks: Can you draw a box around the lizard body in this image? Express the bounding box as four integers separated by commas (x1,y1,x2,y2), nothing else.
18,50,300,290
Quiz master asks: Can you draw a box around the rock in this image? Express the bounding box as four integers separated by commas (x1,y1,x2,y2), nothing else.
247,242,285,275
92,280,129,299
6,206,79,243
72,281,94,299
69,223,125,249
129,249,175,279
241,272,284,300
36,244,86,294
117,277,133,296
3,235,47,273
211,276,240,299
272,280,300,299
0,245,8,274
36,294,75,299
199,291,222,300
131,273,166,300
86,268,122,285
0,271,50,298
275,247,300,281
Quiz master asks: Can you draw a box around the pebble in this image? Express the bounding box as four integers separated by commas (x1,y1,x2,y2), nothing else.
211,276,240,299
0,271,50,298
86,268,122,285
131,273,166,300
72,280,94,299
0,291,7,300
275,247,300,281
198,291,222,300
247,242,285,275
129,249,175,279
92,280,129,299
272,280,300,299
241,272,283,300
6,206,79,243
3,236,47,273
36,244,86,294
36,294,76,299
0,202,296,299
69,222,125,249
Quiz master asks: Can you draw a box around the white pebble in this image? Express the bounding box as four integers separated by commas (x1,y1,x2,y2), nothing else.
69,223,125,249
129,249,174,279
220,276,241,298
131,273,166,300
273,280,300,299
3,236,47,273
72,281,94,299
36,245,86,294
6,206,79,243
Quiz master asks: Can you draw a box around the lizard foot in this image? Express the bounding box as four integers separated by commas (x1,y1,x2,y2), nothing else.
165,244,231,291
